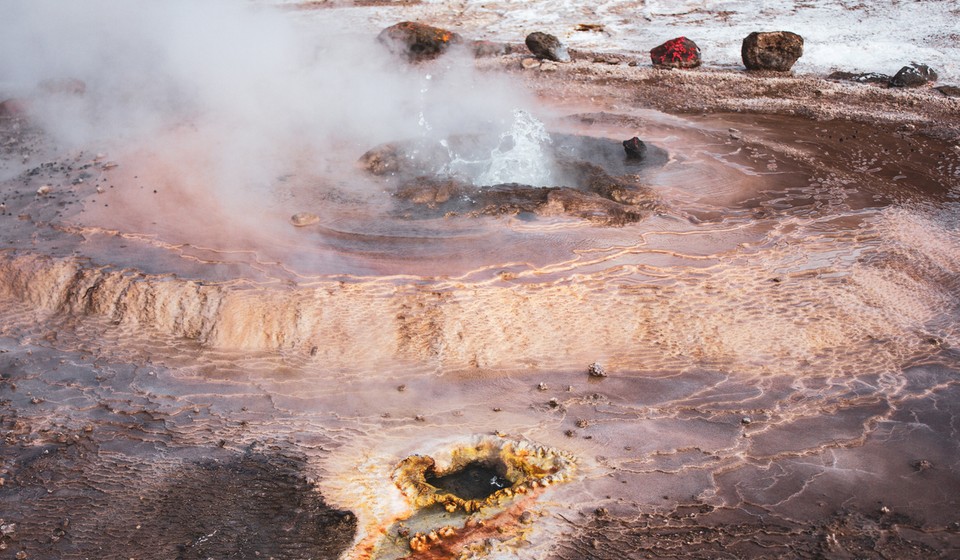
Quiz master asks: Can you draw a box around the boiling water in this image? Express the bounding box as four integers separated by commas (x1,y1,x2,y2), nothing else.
471,109,556,187
1,102,959,558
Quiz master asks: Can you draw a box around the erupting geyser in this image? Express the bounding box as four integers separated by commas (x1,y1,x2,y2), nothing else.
358,109,668,225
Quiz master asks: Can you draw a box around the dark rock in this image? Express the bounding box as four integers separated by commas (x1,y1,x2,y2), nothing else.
827,71,891,85
395,176,462,207
622,137,647,161
358,141,448,176
525,32,570,62
559,160,658,206
395,178,653,226
935,85,960,97
890,63,937,88
358,144,403,176
650,37,701,69
741,31,804,71
377,22,463,62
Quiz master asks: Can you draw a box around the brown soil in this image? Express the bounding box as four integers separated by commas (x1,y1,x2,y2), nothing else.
478,50,960,141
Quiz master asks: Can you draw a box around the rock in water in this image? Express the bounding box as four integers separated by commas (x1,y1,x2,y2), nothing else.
525,32,571,62
622,137,647,160
649,37,701,69
890,63,937,88
290,213,320,227
377,22,462,62
741,31,804,71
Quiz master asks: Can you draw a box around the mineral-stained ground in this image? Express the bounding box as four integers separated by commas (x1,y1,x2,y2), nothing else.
1,2,960,559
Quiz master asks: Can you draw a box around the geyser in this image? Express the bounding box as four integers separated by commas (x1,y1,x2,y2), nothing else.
358,111,669,225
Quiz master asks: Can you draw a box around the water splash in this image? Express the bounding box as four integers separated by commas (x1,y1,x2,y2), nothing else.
416,73,434,135
476,109,555,186
443,109,556,187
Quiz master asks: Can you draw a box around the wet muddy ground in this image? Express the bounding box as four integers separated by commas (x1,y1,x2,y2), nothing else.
2,14,960,560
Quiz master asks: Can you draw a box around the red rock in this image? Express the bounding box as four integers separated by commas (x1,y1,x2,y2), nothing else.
650,37,701,69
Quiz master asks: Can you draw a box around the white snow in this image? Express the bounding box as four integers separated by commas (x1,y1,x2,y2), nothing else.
269,0,960,83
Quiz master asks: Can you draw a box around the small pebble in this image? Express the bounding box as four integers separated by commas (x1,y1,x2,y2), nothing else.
290,212,319,227
587,362,607,378
537,382,548,391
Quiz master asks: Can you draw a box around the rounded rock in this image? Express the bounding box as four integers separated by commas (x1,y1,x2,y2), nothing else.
890,63,937,88
741,31,804,72
290,212,319,227
525,32,570,62
378,22,463,62
521,57,541,70
587,362,607,377
650,36,701,69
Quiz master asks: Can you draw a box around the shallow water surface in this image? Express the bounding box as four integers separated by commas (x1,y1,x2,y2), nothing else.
0,104,959,558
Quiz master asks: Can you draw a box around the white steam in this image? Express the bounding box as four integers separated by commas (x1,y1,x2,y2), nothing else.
0,0,540,191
